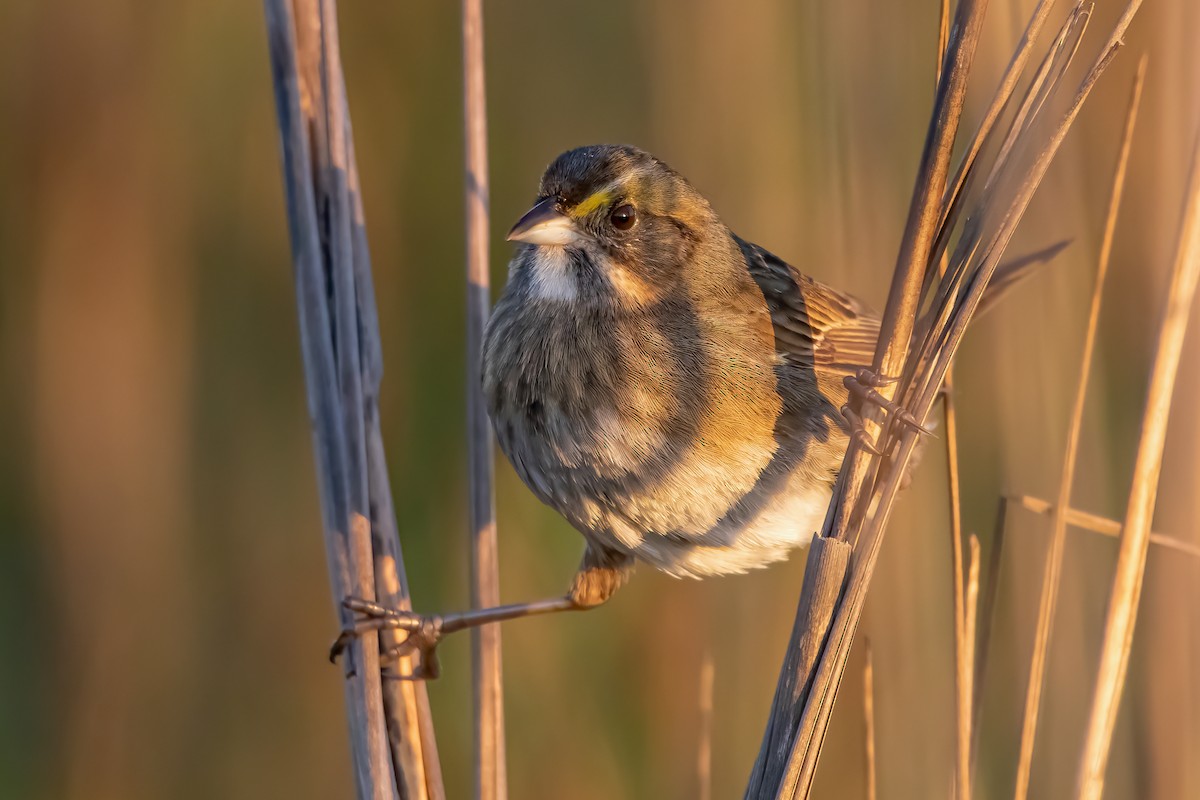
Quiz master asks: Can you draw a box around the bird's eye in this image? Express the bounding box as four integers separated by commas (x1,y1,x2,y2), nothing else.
609,204,636,231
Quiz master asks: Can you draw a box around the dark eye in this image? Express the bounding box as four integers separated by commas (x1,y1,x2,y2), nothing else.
609,204,636,231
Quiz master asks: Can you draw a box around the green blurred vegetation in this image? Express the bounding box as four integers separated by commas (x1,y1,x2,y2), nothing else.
1,1,1198,798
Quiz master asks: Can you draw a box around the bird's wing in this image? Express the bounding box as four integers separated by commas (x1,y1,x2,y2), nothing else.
738,238,881,378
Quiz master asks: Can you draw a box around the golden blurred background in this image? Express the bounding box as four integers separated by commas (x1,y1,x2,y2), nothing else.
1,1,1198,798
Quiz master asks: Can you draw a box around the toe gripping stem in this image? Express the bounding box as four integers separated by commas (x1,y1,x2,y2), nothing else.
841,369,932,456
330,597,444,681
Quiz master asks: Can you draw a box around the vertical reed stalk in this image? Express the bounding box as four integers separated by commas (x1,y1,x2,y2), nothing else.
699,651,715,800
946,382,972,800
462,0,506,797
1075,125,1200,800
1012,59,1145,800
963,533,981,748
863,642,877,800
263,0,444,796
971,501,1007,770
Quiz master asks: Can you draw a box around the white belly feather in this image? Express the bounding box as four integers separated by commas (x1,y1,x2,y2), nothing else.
621,472,831,578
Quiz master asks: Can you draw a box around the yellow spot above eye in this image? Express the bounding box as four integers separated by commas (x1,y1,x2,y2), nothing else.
570,189,614,218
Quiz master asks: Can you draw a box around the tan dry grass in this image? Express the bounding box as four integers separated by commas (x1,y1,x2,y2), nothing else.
1012,57,1146,800
750,2,1146,797
1076,122,1200,800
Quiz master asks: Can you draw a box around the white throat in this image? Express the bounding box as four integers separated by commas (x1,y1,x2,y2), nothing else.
526,246,579,302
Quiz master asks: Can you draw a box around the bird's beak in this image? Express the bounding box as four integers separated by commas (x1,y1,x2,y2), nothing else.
506,197,581,246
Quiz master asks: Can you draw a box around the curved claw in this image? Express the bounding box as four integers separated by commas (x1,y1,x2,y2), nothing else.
841,404,884,456
330,629,357,664
853,368,899,387
329,613,404,664
844,372,934,436
853,429,885,457
893,408,934,435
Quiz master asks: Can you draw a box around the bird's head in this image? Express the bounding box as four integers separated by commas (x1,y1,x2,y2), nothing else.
506,145,721,304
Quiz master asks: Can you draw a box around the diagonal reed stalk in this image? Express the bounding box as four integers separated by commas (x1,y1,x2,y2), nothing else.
1075,125,1200,800
931,2,975,796
930,2,972,795
461,0,507,798
747,2,1143,797
1015,495,1200,559
263,1,444,796
1012,61,1145,800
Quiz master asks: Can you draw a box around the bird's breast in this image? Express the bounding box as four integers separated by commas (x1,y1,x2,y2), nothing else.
484,279,789,549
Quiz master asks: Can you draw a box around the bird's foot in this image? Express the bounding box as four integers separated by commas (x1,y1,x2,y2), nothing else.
843,369,934,436
330,597,443,680
329,592,589,679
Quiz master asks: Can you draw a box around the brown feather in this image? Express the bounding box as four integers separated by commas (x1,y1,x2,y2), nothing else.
737,237,881,396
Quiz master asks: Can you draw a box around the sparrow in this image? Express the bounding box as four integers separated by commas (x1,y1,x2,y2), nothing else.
483,144,881,608
333,143,1044,672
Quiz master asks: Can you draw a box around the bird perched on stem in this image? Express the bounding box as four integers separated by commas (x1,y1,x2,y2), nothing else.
485,144,884,603
335,145,891,671
335,143,1029,675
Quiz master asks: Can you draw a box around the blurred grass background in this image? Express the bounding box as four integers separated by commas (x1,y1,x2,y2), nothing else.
1,0,1198,798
